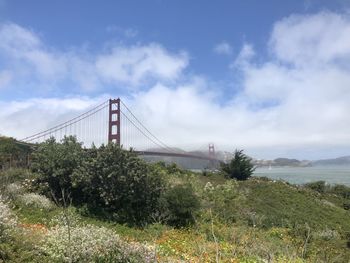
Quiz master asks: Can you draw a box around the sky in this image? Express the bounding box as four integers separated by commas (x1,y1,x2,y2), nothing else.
1,0,350,160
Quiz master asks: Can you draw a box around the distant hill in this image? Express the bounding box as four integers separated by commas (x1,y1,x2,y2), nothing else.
313,156,350,166
252,157,312,167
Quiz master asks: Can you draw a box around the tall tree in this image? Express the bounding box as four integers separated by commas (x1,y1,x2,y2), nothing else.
220,149,255,180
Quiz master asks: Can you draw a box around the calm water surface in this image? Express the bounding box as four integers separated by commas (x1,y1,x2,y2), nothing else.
254,166,350,186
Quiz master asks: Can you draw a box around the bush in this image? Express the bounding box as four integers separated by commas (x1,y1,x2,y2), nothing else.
73,143,165,226
162,184,200,227
31,136,84,203
17,193,54,210
343,201,350,210
203,180,239,223
220,149,255,181
0,169,33,192
331,184,350,199
0,197,17,240
305,181,327,193
41,224,155,263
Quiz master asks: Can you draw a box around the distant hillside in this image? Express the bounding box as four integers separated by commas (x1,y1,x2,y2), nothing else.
313,156,350,166
253,157,312,167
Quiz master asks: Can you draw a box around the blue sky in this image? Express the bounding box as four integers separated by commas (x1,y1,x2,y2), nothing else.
1,0,350,159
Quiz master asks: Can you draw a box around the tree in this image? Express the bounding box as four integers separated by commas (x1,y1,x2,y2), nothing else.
220,149,255,180
31,136,84,203
73,143,165,226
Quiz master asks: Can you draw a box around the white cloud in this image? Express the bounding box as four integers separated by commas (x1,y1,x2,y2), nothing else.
96,44,188,86
270,11,350,66
232,43,255,68
214,41,232,55
0,23,188,92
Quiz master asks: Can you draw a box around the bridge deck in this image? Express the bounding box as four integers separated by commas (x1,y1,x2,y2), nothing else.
135,150,220,162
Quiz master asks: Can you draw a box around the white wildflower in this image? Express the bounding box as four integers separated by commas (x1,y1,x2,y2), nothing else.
18,193,54,210
204,182,214,191
0,196,17,237
5,183,24,198
41,224,155,262
49,210,81,227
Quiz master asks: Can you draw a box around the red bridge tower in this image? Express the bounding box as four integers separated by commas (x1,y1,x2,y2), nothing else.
108,99,121,145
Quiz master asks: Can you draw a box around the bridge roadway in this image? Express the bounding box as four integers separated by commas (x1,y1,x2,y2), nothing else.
15,140,221,163
135,150,221,162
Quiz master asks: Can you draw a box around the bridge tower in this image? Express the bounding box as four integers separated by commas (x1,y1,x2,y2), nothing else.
108,98,121,145
208,143,216,169
209,143,215,158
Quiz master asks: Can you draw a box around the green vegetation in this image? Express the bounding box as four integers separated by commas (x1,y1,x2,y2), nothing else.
220,149,255,180
1,137,350,262
0,136,32,170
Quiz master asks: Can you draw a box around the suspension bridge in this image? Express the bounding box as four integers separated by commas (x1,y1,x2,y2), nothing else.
17,98,221,168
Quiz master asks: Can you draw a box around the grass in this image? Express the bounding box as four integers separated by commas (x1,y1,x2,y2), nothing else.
240,179,350,233
1,168,350,262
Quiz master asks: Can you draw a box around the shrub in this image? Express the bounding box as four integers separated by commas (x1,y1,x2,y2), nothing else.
41,224,155,262
220,149,255,181
331,184,350,199
162,184,200,227
73,143,165,226
31,136,84,203
343,201,350,210
0,196,17,239
5,183,24,200
305,181,327,193
17,193,54,210
204,180,240,223
0,169,33,191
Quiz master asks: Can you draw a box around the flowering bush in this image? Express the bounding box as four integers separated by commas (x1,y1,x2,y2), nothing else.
17,193,54,210
41,224,156,262
0,196,17,239
5,183,24,199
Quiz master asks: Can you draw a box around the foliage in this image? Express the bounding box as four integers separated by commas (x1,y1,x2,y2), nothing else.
73,143,165,226
305,180,327,193
161,184,200,227
220,149,255,181
0,169,34,192
203,180,240,223
0,136,31,157
240,179,350,233
17,193,54,210
31,136,84,203
331,184,350,199
0,196,17,240
41,224,155,263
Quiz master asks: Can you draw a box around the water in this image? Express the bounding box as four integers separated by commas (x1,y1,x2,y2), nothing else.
253,166,350,186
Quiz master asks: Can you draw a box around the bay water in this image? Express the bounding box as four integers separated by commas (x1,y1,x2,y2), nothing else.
254,165,350,186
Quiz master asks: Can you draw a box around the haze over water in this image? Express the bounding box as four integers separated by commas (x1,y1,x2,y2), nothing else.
254,166,350,186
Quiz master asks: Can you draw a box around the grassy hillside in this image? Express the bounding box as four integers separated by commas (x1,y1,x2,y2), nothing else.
1,166,350,262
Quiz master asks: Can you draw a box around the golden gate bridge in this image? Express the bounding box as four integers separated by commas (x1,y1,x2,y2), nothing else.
18,98,220,167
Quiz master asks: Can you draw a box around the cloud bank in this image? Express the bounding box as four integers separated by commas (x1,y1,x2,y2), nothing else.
1,12,350,159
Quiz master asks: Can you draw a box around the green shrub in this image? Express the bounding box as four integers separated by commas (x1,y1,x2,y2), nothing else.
331,184,350,199
0,169,33,191
343,201,350,210
31,136,84,203
203,180,239,223
305,181,327,193
162,184,200,227
220,149,255,181
73,143,165,226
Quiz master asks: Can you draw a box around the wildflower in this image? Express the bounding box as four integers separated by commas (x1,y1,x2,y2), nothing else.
0,196,17,238
17,193,54,210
